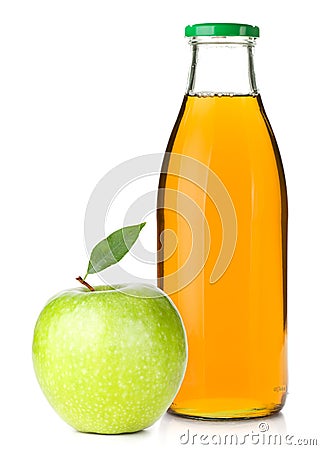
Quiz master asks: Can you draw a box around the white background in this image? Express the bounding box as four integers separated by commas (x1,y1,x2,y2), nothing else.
1,0,320,449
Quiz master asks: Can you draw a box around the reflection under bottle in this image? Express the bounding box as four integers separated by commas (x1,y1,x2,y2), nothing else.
158,411,287,446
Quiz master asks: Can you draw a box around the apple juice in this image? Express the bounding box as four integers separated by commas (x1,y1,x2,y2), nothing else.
157,24,288,419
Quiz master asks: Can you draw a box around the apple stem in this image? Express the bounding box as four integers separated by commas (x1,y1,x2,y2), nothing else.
76,276,95,291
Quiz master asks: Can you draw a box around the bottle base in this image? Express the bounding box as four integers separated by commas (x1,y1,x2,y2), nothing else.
168,397,286,420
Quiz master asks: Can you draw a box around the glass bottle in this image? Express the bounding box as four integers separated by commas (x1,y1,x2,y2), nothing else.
157,23,287,419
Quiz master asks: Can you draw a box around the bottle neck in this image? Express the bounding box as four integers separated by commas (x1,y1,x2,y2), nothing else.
186,36,258,97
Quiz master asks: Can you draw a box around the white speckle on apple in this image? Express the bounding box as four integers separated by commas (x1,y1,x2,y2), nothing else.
33,284,187,434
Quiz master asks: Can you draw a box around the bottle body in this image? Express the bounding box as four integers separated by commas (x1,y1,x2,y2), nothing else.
157,28,287,419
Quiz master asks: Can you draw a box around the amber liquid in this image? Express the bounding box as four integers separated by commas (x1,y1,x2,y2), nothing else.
157,94,287,419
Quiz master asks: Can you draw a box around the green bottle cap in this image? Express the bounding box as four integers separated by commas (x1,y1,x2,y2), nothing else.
185,23,260,38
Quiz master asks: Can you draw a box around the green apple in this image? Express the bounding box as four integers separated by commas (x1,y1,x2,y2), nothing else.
32,282,187,434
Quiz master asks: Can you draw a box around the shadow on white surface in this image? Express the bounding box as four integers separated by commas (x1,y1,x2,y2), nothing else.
70,425,156,449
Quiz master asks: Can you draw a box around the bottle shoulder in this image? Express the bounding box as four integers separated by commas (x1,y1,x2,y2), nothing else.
163,94,286,196
168,95,277,158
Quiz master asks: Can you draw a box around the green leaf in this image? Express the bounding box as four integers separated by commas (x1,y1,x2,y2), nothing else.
85,222,146,278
